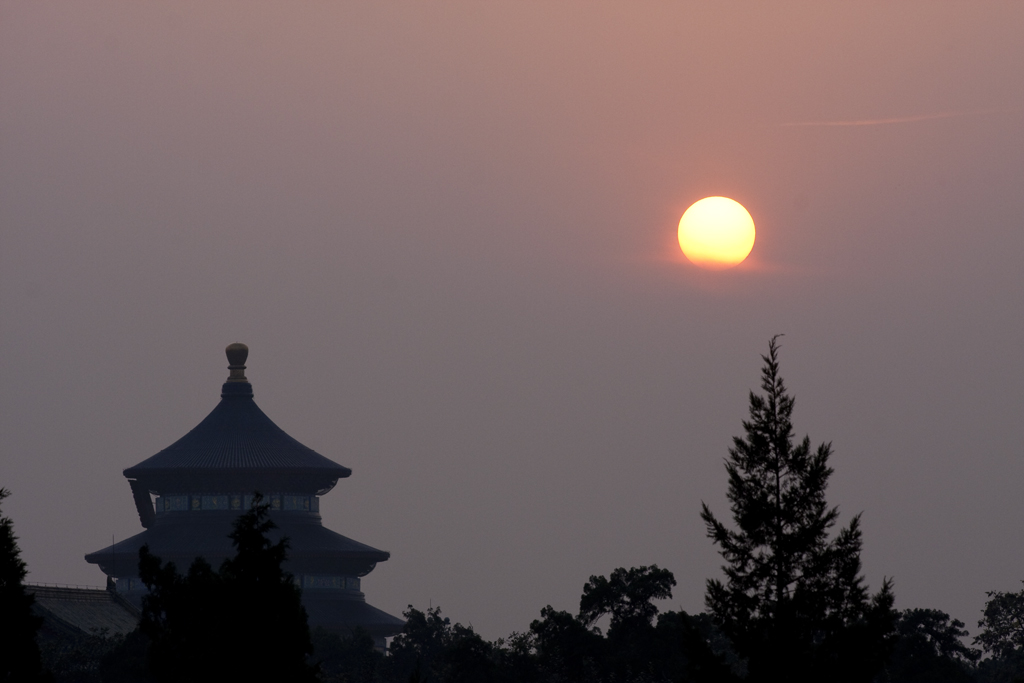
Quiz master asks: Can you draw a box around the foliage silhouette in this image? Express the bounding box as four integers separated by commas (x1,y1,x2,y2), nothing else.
529,605,603,682
578,565,678,681
0,488,50,682
490,630,538,683
387,605,452,681
975,586,1024,683
522,566,738,683
886,608,979,683
138,492,316,683
977,585,1024,660
579,565,676,632
97,629,153,683
311,626,385,683
651,610,743,683
387,605,503,683
700,337,896,683
36,626,121,683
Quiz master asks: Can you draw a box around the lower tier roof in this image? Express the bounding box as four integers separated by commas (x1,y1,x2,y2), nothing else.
85,514,389,578
305,595,406,639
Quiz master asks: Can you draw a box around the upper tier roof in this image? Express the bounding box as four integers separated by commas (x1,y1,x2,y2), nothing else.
122,344,351,492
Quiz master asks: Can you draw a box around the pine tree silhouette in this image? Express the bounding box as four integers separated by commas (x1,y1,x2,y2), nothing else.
139,492,316,683
0,488,49,682
701,337,895,683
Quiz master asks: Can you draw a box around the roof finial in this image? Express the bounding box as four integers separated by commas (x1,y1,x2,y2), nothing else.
226,343,249,382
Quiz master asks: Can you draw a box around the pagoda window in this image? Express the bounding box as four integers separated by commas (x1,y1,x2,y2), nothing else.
243,493,275,510
230,495,242,510
162,495,189,512
190,496,201,511
202,495,229,510
311,497,320,513
283,495,309,511
304,575,348,589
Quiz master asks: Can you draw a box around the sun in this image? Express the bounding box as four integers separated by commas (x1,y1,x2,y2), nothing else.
677,197,755,269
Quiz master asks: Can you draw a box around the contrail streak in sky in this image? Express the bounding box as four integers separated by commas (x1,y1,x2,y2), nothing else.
780,108,1011,127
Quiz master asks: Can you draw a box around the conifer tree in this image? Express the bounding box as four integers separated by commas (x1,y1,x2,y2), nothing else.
700,337,895,683
139,493,316,683
0,488,48,682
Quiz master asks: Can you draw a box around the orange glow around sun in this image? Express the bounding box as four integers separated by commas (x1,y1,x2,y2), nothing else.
677,197,755,269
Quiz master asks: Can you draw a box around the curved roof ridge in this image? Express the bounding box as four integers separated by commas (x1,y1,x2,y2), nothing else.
123,383,351,478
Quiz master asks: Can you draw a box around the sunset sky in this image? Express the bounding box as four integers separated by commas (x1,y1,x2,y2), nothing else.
1,2,1022,639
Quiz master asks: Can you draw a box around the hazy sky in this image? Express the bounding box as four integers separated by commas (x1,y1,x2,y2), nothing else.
2,2,1022,640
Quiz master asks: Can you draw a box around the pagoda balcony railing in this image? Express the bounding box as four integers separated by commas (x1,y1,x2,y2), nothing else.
155,493,320,514
114,574,362,594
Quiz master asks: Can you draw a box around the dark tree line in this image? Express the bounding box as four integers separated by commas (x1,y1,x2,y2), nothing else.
307,565,738,683
311,582,1024,683
0,488,50,682
7,339,1024,682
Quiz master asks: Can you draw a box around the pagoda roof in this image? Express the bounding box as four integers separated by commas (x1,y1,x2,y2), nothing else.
304,597,405,638
123,344,351,492
85,516,390,571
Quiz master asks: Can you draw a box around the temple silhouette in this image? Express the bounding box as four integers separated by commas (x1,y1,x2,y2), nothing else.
84,343,403,647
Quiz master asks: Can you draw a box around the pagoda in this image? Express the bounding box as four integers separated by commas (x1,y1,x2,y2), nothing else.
85,344,404,647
